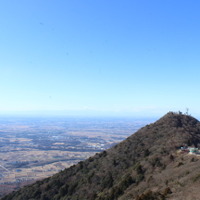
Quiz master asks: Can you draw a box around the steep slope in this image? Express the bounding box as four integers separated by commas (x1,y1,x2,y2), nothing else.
2,112,200,200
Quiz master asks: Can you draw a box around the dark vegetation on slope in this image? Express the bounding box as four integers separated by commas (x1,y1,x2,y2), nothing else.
2,112,200,200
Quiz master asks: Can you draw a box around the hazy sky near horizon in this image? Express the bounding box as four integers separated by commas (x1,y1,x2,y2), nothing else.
1,1,200,117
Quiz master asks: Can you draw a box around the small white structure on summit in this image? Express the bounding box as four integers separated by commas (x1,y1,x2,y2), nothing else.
180,146,199,154
188,147,198,154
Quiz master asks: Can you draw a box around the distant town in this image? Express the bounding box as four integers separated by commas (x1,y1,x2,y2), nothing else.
0,116,154,196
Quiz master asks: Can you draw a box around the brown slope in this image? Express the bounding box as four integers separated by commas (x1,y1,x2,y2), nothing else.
2,112,200,200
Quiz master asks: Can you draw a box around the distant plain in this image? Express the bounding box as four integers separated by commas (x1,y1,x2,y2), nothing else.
0,116,154,196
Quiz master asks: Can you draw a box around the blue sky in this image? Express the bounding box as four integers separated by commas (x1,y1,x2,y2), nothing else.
0,0,200,117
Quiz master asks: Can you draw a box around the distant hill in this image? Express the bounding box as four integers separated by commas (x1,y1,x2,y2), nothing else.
2,112,200,200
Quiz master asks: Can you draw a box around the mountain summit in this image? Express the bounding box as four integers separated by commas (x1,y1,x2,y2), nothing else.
2,112,200,200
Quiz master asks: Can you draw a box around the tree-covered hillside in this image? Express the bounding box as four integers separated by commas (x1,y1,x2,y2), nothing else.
2,112,200,200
